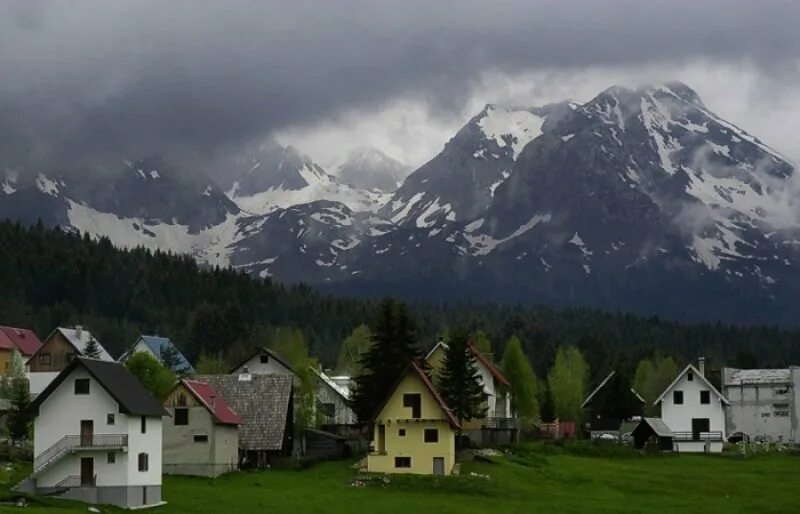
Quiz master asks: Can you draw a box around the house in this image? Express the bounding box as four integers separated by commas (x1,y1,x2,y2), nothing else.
721,366,800,443
18,357,168,508
367,360,459,476
655,357,729,453
0,325,42,372
581,371,645,440
314,369,356,426
631,417,674,451
27,327,114,396
196,373,293,468
120,335,195,375
163,379,241,477
426,338,515,444
230,347,294,376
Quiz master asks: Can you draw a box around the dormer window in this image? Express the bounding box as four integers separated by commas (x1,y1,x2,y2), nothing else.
260,354,270,364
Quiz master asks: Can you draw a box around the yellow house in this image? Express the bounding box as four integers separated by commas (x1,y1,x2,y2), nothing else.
367,361,459,475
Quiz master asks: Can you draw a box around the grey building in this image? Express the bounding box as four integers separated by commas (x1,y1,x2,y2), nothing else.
163,379,242,477
722,367,800,443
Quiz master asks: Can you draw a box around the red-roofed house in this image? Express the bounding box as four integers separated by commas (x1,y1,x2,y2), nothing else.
0,325,42,372
426,337,516,445
367,361,460,475
163,379,242,477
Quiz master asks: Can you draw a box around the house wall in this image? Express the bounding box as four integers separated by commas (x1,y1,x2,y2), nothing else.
316,382,355,425
28,332,76,372
126,415,162,488
27,372,60,397
0,349,11,373
367,372,456,475
162,404,238,477
128,340,159,361
660,369,726,453
233,353,293,376
722,367,799,443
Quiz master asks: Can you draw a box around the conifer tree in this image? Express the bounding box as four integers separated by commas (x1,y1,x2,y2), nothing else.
352,299,421,422
437,328,486,424
83,333,102,359
7,351,31,441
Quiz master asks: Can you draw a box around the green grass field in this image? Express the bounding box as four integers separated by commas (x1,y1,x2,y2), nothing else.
2,445,800,513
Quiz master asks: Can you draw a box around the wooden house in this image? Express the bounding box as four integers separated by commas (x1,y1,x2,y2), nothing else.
28,327,113,373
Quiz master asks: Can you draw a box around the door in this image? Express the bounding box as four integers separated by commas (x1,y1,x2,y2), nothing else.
80,420,94,447
80,457,94,486
433,457,445,476
692,418,710,440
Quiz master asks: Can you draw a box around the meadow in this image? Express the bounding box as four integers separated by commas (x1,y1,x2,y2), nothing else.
2,444,799,514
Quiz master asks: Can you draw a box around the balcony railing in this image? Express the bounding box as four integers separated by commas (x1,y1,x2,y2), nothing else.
481,417,518,430
34,434,128,473
672,431,724,442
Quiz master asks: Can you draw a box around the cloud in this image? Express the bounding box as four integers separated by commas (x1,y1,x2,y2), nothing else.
0,0,798,174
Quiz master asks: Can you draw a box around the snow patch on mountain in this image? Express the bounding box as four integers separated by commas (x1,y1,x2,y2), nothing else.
478,105,545,159
463,213,551,256
36,174,63,196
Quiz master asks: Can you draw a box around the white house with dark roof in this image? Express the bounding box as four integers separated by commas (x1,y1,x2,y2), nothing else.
722,366,800,443
18,357,168,508
230,347,295,376
655,357,729,453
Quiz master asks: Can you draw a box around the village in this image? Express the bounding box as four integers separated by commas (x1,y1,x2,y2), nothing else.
0,321,797,511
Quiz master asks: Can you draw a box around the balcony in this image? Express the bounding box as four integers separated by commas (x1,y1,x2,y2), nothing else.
34,435,128,473
672,431,724,442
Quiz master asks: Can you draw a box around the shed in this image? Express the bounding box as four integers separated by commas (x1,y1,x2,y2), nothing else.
632,417,674,451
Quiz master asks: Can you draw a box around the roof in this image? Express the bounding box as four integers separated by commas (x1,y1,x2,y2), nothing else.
196,374,293,451
374,360,460,429
33,327,114,362
0,326,42,355
426,338,511,387
581,371,646,408
724,368,792,386
639,417,673,438
178,379,242,425
29,357,169,417
230,347,295,375
121,335,195,373
654,364,730,406
314,369,351,400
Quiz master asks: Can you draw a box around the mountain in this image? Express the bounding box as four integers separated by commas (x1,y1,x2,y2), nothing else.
336,147,409,192
2,81,799,325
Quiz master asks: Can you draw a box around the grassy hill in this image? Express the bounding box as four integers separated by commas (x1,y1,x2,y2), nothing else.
3,444,800,513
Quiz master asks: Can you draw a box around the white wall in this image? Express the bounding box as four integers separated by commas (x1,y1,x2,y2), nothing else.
233,353,293,376
660,368,726,442
126,415,163,486
316,382,355,425
27,372,60,396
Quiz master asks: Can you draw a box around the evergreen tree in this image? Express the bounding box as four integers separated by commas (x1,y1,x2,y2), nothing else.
547,345,589,422
159,344,185,374
473,330,492,355
83,333,102,359
438,328,486,424
352,299,421,422
501,335,539,422
7,377,31,441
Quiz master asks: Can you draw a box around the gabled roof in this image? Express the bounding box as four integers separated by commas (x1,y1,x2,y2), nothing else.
121,335,195,373
724,368,793,386
197,374,293,451
229,347,295,375
425,338,511,387
313,368,351,400
29,357,168,417
374,360,460,429
639,417,673,437
654,364,730,406
0,326,42,356
178,379,241,425
32,327,114,362
581,371,646,408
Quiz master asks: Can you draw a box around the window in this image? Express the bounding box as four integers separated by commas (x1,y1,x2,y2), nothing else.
398,428,406,437
394,457,411,468
39,353,51,366
320,402,335,419
775,411,790,417
174,408,189,426
107,413,115,425
193,434,209,443
424,429,439,443
260,354,270,364
700,391,710,404
403,393,422,419
74,378,90,395
141,416,147,434
687,371,694,382
138,453,149,472
107,452,116,464
673,391,684,405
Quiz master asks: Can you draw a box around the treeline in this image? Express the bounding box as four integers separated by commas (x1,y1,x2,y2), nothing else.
2,220,800,377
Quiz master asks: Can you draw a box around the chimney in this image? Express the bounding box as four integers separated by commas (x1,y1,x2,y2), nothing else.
698,357,706,377
75,325,83,337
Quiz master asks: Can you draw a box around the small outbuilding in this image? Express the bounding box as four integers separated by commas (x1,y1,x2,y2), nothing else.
632,417,674,451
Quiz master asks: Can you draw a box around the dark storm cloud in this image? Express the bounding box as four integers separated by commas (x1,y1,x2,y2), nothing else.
1,0,798,171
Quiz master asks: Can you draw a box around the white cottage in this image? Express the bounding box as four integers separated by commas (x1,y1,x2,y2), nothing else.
230,347,295,376
655,358,729,453
20,357,168,508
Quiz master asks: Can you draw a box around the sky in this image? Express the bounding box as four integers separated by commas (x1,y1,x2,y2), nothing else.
1,0,799,176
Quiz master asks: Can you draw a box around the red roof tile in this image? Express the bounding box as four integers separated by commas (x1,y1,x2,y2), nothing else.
181,379,242,425
0,326,43,356
410,360,461,429
467,339,511,387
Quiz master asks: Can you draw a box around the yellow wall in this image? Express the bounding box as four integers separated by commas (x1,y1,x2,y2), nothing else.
0,349,10,373
367,371,456,475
